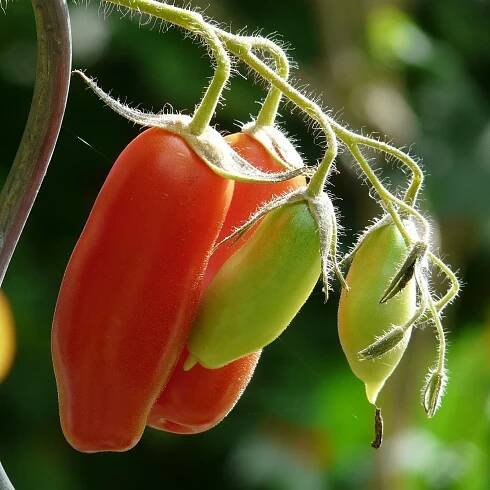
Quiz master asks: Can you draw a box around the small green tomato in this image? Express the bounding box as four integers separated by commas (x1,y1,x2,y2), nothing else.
186,201,322,369
338,221,417,404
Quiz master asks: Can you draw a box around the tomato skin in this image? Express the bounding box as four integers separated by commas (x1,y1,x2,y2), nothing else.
148,132,306,434
338,222,417,404
148,348,260,433
52,128,233,452
187,201,322,369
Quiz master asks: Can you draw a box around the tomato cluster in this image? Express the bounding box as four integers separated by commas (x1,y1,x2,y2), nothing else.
52,118,427,452
52,113,436,453
52,127,306,452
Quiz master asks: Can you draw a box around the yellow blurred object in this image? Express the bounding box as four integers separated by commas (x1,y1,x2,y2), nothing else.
0,291,15,383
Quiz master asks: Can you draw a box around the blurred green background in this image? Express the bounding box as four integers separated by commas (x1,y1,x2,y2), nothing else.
1,0,489,488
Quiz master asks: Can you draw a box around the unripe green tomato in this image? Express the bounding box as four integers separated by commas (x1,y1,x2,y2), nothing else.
338,222,417,404
187,201,322,369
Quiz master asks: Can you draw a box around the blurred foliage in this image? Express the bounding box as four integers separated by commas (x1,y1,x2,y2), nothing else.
0,291,15,383
1,0,489,489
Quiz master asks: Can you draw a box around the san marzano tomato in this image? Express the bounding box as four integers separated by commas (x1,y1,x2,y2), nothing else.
52,128,233,452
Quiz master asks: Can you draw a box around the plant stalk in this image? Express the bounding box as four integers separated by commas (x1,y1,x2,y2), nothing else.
0,1,71,488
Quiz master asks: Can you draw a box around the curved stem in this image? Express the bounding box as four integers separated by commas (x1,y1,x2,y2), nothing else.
336,131,423,206
217,28,421,201
186,23,230,135
0,461,14,490
105,0,425,202
0,0,71,283
107,1,423,202
419,277,446,373
216,32,338,194
247,37,290,126
348,143,429,245
212,30,290,126
217,29,422,203
352,134,424,205
0,1,71,488
107,0,230,136
429,252,460,312
431,301,446,372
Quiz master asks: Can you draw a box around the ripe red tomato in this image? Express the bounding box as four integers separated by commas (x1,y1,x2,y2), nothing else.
148,347,260,434
52,128,234,452
147,132,306,434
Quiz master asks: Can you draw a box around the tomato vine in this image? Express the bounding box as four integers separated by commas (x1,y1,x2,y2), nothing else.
91,0,459,420
0,2,463,482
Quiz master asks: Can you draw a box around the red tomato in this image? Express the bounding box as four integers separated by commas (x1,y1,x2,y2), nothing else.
52,128,234,452
147,132,306,434
148,348,260,434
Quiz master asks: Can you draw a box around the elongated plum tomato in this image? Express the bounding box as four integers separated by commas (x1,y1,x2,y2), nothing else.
0,291,15,383
338,222,417,404
148,132,306,434
52,128,233,452
186,200,322,369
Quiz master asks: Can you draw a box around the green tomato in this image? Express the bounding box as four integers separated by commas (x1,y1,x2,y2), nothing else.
187,201,322,369
338,221,417,404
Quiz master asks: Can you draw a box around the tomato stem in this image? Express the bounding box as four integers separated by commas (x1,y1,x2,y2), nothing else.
347,143,428,245
250,38,290,127
419,277,447,375
107,0,231,136
187,27,230,135
211,31,291,127
414,268,447,418
223,36,339,192
106,0,425,204
429,252,460,312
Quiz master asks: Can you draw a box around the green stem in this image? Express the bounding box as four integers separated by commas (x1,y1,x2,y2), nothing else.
217,32,338,195
213,30,290,126
429,252,460,312
306,137,337,197
420,279,446,373
108,0,230,136
107,0,424,201
432,301,446,373
348,143,418,245
109,1,423,201
215,31,421,201
352,134,424,205
248,37,290,126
